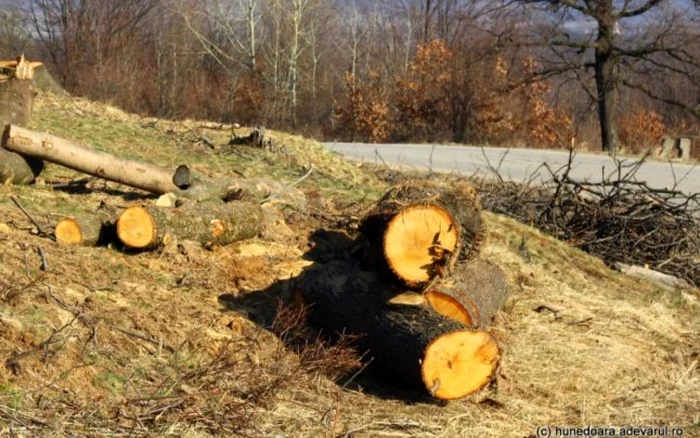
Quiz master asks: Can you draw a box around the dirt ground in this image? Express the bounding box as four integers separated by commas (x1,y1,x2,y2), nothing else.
0,92,698,437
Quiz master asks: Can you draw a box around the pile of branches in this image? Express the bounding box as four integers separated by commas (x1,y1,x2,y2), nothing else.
476,150,700,287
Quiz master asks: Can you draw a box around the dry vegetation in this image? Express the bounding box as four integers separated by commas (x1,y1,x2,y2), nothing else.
0,92,698,436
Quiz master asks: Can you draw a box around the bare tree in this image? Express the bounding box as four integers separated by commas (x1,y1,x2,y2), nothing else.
516,0,700,153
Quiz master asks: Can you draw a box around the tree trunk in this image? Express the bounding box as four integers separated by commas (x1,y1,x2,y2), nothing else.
0,62,45,184
116,202,263,249
424,259,509,328
55,204,120,246
594,19,619,154
359,180,484,289
2,125,191,195
294,260,501,400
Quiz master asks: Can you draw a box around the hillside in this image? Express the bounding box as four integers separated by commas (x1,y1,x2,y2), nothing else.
0,91,698,437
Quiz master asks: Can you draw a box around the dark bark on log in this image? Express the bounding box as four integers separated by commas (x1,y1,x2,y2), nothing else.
116,201,263,249
2,125,189,194
294,260,500,400
0,73,44,184
425,259,509,329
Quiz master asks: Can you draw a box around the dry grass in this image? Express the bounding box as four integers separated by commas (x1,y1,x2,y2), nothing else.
0,91,698,437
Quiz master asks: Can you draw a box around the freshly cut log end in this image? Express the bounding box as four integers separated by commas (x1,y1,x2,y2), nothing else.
55,219,82,245
424,291,478,327
421,330,500,400
117,206,156,249
383,204,459,288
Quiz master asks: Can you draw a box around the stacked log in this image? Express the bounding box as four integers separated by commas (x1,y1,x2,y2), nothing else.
295,180,508,401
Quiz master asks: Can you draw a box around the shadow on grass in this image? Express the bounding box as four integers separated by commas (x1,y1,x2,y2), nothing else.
217,229,443,405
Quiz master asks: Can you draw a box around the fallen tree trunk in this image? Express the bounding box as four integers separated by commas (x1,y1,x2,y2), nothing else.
2,125,191,194
116,201,263,249
55,204,120,246
424,259,509,328
359,180,484,290
294,260,501,400
0,56,45,184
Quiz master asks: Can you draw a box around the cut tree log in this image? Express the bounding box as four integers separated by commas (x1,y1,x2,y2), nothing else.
0,56,45,184
2,125,191,194
371,305,500,400
55,204,120,246
293,260,501,400
424,259,509,328
359,180,483,290
116,201,263,249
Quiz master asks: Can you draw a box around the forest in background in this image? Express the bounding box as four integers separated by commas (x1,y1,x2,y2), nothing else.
1,0,699,152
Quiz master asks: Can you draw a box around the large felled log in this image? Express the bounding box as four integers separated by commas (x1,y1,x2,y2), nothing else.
0,56,45,184
424,259,509,328
359,180,484,289
55,204,120,246
2,125,191,194
294,260,500,400
370,305,500,400
116,201,263,249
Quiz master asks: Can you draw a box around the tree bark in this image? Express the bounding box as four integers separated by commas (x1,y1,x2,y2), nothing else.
0,67,44,184
359,180,484,290
294,260,501,400
594,12,619,154
424,259,509,329
2,125,190,194
55,204,120,246
116,202,263,249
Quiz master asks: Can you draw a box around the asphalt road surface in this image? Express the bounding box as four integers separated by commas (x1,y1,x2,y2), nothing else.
323,142,700,196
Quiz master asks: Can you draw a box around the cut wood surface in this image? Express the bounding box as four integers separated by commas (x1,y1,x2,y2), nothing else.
359,180,483,289
425,259,509,329
294,260,500,400
2,125,190,194
55,205,120,246
0,60,45,184
116,202,263,249
371,305,500,400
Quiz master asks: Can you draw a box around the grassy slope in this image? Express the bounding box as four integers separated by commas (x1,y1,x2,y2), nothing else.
0,92,698,437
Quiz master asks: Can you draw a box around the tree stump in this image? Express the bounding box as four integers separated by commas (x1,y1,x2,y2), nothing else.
0,55,44,184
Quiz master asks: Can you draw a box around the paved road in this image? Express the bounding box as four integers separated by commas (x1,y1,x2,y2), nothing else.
323,142,700,196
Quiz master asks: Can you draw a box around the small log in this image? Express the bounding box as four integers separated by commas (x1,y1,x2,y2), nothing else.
424,259,509,328
0,56,44,184
359,180,483,289
116,201,263,249
294,260,501,400
55,205,120,246
2,125,190,195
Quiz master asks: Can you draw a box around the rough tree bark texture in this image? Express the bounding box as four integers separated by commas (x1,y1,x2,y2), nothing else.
359,180,484,289
425,259,509,329
294,260,501,400
0,69,44,184
2,125,190,194
116,202,263,249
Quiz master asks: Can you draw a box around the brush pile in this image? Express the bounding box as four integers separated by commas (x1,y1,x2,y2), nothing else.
478,150,700,287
